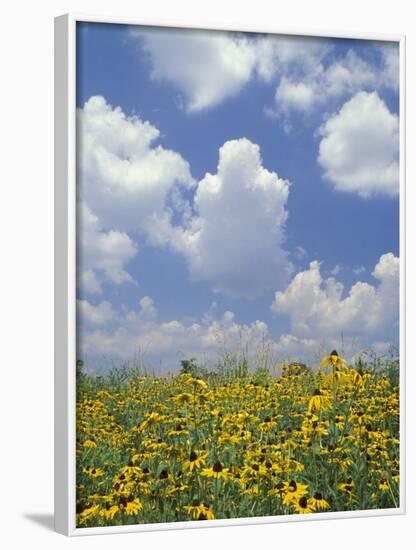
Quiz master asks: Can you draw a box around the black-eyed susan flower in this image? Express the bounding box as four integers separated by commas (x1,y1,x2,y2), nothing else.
329,455,353,472
173,392,193,405
190,377,208,390
124,498,143,515
240,482,260,496
99,503,119,521
334,415,345,429
82,439,97,449
218,432,242,445
167,423,188,436
258,415,278,431
308,388,331,413
309,492,330,510
301,415,329,438
166,482,189,497
338,479,355,497
76,349,400,526
320,350,347,372
268,481,286,497
287,459,305,473
282,480,309,506
183,450,209,472
158,468,170,480
392,471,400,484
379,479,389,491
78,504,100,524
201,460,229,480
184,501,215,520
241,462,267,479
82,466,104,478
292,496,316,514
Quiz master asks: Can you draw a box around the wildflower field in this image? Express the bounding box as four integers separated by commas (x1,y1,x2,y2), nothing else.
76,353,400,527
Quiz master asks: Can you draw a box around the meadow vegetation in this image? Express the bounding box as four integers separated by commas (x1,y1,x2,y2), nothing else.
76,351,400,527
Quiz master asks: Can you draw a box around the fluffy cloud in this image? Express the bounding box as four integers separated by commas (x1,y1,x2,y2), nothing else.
77,96,194,243
323,50,379,97
273,47,399,117
78,248,400,370
379,43,400,91
136,28,256,112
271,252,399,342
274,334,322,360
318,91,399,197
275,50,378,111
132,30,330,112
80,269,102,295
173,138,293,297
78,204,138,294
253,35,331,82
79,297,274,369
131,28,399,120
77,300,114,325
275,78,316,112
77,98,294,299
76,95,197,295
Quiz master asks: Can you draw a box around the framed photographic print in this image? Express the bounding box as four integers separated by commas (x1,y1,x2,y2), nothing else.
54,14,405,536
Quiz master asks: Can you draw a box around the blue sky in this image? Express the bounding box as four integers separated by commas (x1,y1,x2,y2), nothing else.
76,22,400,372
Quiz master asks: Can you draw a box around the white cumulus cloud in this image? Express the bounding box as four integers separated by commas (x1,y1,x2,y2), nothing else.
271,252,399,341
253,35,330,82
76,95,198,295
77,95,195,243
275,78,316,112
131,28,399,125
78,204,138,294
77,98,295,299
132,30,330,113
136,28,256,112
173,138,293,298
318,91,399,197
77,300,114,325
379,43,400,91
79,297,274,370
272,47,399,118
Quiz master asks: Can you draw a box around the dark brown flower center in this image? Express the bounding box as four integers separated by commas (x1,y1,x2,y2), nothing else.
213,460,223,473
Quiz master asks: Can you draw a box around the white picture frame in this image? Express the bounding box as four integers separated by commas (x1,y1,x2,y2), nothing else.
54,13,406,536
